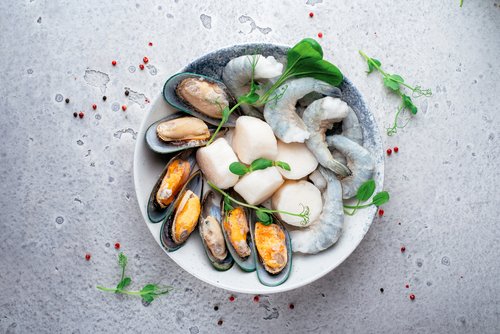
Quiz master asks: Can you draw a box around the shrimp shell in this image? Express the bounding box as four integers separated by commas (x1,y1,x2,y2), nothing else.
290,167,344,254
328,135,375,199
329,107,363,166
263,78,341,144
302,97,351,178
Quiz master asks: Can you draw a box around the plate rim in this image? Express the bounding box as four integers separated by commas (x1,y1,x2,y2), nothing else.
133,42,384,294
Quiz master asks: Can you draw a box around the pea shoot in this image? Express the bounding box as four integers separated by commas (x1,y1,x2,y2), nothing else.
343,179,390,215
97,253,172,304
208,181,310,226
229,158,291,176
359,51,432,136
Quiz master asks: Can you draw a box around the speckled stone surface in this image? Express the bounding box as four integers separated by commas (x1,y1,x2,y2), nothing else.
1,1,499,333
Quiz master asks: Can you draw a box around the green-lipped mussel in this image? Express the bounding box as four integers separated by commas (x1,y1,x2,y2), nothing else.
198,189,234,271
163,73,241,127
160,171,203,251
147,149,196,223
145,112,217,155
220,192,256,272
250,213,292,287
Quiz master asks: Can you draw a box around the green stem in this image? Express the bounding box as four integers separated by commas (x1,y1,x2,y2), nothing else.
359,50,388,77
206,101,243,145
208,181,307,220
460,0,463,7
343,202,374,210
96,286,146,296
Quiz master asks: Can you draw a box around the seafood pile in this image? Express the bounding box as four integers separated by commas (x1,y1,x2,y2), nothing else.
144,48,375,287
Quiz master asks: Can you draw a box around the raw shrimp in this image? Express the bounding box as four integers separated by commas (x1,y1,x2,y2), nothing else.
327,135,375,199
264,78,341,143
222,55,283,118
328,107,363,165
290,167,344,254
302,97,351,178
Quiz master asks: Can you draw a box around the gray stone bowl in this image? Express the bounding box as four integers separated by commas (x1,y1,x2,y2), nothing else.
134,43,384,294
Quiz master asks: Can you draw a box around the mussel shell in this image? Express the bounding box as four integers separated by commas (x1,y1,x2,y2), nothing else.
147,149,196,224
220,192,256,272
198,189,234,271
160,170,203,252
146,112,216,155
163,72,240,127
250,213,292,287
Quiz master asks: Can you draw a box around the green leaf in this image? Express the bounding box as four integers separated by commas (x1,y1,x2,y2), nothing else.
140,284,156,294
250,158,274,172
367,58,381,74
116,277,131,291
223,196,234,212
118,253,127,270
287,38,324,67
229,162,248,176
287,58,344,87
402,94,418,115
142,293,155,303
256,210,273,225
274,161,291,171
356,179,376,202
389,74,404,83
372,191,390,206
383,77,400,91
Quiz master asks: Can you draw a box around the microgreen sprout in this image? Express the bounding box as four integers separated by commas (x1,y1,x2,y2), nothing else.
359,50,432,136
208,181,310,226
343,179,390,215
229,158,291,176
97,253,172,304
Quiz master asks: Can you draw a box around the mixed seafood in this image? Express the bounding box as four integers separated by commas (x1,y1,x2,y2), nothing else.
145,41,376,286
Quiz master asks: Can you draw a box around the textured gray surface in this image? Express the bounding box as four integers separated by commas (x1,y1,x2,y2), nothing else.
0,0,499,333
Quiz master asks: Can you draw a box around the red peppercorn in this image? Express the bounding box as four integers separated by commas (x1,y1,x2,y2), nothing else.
73,112,78,118
85,253,91,261
393,146,399,153
228,295,235,302
143,56,149,64
148,42,153,46
401,246,406,253
112,60,117,66
386,148,392,155
289,303,295,309
92,104,97,110
378,209,384,216
78,112,84,118
309,12,314,18
253,295,260,302
121,105,127,111
114,242,120,249
318,32,323,38
139,64,145,70
409,293,415,300
405,284,409,288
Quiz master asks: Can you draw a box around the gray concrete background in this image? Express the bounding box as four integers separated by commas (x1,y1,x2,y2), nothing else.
0,0,499,333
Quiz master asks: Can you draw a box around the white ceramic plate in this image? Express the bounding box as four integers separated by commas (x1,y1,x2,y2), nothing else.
133,43,384,294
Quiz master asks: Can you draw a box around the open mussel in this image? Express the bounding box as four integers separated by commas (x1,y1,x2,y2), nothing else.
146,112,217,155
147,149,196,223
198,189,234,271
250,213,292,287
220,192,256,272
163,73,241,127
160,171,203,251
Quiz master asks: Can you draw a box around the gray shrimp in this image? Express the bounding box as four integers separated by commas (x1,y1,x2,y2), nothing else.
222,55,283,119
327,135,375,199
290,167,344,254
329,107,363,165
263,78,341,143
302,96,351,178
